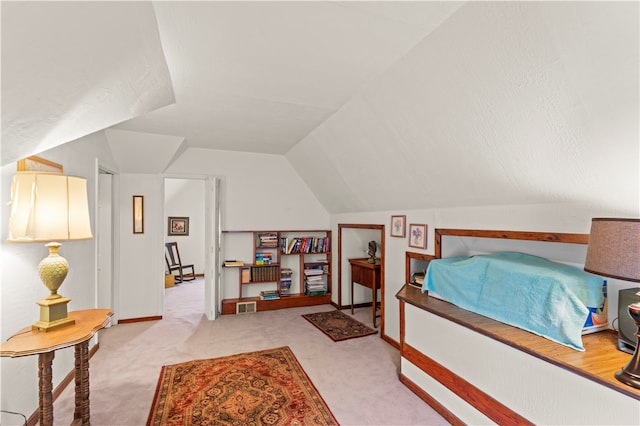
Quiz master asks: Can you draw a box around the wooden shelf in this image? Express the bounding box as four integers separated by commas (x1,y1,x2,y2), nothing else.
221,293,332,314
222,229,332,314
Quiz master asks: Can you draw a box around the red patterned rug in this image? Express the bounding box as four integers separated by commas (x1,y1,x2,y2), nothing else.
147,346,338,426
302,310,377,342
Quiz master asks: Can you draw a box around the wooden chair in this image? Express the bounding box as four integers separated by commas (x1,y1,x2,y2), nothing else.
165,242,196,283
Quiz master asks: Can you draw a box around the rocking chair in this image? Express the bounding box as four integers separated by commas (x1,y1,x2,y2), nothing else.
165,242,196,283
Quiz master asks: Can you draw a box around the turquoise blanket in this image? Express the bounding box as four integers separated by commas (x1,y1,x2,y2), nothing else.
422,252,604,350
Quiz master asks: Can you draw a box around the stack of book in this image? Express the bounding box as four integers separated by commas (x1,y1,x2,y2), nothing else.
409,271,425,289
257,233,279,248
223,260,244,267
280,268,293,296
304,266,326,296
259,290,280,300
255,253,273,265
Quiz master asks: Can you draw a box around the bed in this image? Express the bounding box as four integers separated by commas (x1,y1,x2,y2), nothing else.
423,251,605,350
397,229,640,425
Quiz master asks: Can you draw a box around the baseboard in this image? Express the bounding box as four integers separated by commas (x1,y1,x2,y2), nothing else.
27,343,101,426
380,333,399,349
117,315,162,324
399,373,463,426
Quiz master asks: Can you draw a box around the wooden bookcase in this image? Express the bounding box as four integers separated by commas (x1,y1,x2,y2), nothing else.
405,251,436,288
221,230,332,314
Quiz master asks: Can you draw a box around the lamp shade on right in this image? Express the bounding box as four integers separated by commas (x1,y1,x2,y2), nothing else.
584,218,640,283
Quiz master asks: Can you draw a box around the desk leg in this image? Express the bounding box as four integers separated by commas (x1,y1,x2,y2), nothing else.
74,341,90,425
351,281,354,315
372,284,377,328
38,351,55,426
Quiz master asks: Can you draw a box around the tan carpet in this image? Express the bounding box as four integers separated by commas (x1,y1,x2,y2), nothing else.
50,279,449,425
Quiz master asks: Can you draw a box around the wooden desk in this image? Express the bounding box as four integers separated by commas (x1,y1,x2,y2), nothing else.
0,309,112,426
349,258,381,327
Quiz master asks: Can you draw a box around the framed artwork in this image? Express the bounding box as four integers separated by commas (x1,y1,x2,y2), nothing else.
390,215,406,238
17,155,63,173
168,217,189,236
133,195,144,234
409,224,427,249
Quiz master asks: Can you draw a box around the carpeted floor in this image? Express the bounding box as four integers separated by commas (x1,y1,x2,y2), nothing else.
48,278,449,425
302,310,377,342
147,346,338,426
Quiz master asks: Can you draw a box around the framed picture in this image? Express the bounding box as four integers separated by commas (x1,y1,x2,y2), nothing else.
133,195,144,234
168,217,189,236
409,224,427,249
390,215,406,238
17,155,63,173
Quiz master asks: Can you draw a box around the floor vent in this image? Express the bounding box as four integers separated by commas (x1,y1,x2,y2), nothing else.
236,301,257,314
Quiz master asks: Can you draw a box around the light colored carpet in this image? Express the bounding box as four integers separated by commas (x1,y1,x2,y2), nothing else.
51,279,449,425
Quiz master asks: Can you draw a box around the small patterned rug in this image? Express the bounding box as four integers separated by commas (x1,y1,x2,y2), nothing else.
302,310,378,342
146,346,338,426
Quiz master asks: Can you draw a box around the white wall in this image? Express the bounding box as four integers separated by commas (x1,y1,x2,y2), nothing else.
164,178,205,274
0,130,118,421
117,174,164,320
165,148,330,231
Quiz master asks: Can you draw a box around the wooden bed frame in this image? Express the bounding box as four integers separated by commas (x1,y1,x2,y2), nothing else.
397,228,640,425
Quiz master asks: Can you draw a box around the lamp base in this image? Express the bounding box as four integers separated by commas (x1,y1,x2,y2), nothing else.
32,296,75,332
615,369,640,389
614,303,640,389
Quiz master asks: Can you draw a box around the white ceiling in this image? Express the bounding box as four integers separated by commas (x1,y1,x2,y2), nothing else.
1,1,175,165
1,1,464,165
2,1,638,215
114,1,464,155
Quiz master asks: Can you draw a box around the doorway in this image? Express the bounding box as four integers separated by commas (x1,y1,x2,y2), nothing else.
163,177,220,320
337,224,385,332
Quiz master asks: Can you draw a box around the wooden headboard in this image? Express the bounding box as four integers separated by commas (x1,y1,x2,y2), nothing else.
434,228,589,259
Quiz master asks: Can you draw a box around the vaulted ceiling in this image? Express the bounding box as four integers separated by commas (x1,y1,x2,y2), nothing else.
2,1,463,163
2,1,638,214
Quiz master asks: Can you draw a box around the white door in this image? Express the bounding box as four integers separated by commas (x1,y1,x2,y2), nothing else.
97,172,113,309
204,176,220,319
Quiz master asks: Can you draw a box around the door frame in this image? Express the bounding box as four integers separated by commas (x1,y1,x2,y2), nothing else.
163,174,220,319
337,223,385,333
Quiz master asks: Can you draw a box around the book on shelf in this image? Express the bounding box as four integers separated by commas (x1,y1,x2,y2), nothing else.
257,232,279,248
241,267,251,284
255,252,273,265
260,290,280,300
223,260,244,267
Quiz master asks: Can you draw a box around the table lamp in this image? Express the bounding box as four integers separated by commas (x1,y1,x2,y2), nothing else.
7,172,93,332
584,218,640,388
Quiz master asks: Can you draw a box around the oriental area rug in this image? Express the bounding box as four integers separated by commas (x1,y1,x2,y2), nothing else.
302,310,377,342
146,346,338,426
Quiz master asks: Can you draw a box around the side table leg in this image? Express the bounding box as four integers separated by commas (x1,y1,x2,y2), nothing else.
38,351,55,426
74,341,91,425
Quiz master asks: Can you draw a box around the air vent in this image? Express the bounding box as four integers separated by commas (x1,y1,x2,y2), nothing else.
236,301,257,314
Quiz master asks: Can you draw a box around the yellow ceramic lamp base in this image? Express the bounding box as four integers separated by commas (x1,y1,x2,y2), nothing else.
33,295,76,331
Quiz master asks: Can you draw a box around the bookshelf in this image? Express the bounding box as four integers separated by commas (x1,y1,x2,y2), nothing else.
405,251,436,289
222,230,332,314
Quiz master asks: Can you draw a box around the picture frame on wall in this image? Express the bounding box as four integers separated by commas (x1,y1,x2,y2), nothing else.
390,215,406,238
133,195,144,234
409,224,427,249
168,217,189,236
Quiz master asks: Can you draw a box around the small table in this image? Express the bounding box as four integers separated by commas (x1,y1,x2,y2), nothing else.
349,258,381,327
0,309,112,426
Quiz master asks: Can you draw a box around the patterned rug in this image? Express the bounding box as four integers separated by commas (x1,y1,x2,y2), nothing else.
302,310,378,342
146,347,338,426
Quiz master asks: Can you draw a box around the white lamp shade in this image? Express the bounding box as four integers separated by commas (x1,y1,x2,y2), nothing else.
8,172,93,242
